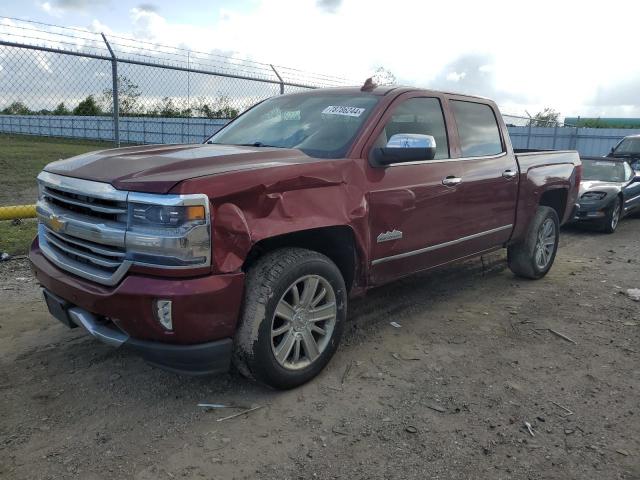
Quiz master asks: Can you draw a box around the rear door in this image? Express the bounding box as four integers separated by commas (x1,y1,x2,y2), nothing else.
447,98,518,248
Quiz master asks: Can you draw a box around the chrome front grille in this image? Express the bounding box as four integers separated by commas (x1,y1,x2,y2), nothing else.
36,171,131,286
42,185,127,221
43,226,126,270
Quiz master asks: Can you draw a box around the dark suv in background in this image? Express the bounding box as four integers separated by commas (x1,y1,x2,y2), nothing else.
608,134,640,172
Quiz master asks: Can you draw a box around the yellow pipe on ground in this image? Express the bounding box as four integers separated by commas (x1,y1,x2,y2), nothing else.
0,204,37,220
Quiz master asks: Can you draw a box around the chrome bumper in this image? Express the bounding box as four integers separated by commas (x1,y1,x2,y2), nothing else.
68,307,129,347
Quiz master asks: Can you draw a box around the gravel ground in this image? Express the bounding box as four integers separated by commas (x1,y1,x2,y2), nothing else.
1,221,639,480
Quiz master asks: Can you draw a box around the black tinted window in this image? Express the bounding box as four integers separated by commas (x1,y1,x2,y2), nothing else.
379,98,449,159
451,101,503,157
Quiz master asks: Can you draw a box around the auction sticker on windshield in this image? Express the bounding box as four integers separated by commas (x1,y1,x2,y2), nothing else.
322,106,366,117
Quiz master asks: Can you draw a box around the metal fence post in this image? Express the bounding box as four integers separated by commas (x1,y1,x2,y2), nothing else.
270,64,285,94
552,123,558,150
101,33,120,147
526,115,532,149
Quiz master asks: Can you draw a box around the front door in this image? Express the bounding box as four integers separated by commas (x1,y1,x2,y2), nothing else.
366,95,470,284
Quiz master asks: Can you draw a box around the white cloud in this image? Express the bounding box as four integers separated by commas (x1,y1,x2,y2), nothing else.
446,72,466,82
15,0,640,117
39,2,63,18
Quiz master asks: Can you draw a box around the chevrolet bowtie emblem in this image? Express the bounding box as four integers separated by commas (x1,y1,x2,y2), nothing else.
48,214,64,233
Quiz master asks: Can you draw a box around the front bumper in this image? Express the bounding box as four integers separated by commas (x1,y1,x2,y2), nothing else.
573,202,609,222
30,240,245,374
43,289,233,375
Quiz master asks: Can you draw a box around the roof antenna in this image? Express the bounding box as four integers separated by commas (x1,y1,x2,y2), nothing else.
361,77,377,92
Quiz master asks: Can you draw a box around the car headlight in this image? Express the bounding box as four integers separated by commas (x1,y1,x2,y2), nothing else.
125,193,211,268
581,191,607,201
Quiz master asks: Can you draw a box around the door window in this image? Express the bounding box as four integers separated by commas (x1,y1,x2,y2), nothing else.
451,100,503,157
375,98,449,160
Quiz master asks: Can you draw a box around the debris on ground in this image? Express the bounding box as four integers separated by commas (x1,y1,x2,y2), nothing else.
524,421,535,437
548,328,577,345
551,401,574,416
216,406,263,422
426,404,446,413
625,288,640,301
0,252,10,262
405,426,418,434
341,361,353,385
389,321,401,328
198,403,248,410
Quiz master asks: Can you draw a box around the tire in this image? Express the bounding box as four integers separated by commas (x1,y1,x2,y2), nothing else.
599,197,622,234
507,206,559,279
233,248,347,389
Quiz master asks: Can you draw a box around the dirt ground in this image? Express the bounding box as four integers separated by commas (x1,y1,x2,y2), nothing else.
1,220,639,480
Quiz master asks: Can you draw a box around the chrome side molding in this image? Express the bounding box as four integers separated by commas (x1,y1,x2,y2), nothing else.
372,224,513,266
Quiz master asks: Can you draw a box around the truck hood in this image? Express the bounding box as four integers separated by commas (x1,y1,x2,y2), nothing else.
44,143,316,193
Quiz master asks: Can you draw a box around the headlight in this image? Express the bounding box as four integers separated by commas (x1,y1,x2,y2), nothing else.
581,191,607,200
129,204,206,230
125,193,211,268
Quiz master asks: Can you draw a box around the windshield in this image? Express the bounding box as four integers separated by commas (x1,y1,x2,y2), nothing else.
207,93,379,158
582,159,626,182
613,137,640,157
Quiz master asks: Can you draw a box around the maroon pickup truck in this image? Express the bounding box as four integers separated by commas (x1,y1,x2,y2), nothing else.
30,85,581,388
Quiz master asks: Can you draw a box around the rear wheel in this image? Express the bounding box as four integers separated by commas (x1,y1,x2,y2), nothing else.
233,248,346,389
600,197,622,234
507,206,559,279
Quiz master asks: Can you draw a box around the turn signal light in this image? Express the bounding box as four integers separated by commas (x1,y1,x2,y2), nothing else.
154,299,173,331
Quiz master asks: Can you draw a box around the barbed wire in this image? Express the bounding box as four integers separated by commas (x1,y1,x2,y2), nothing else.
0,16,356,86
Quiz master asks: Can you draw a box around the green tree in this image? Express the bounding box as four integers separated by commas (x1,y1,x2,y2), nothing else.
52,102,71,116
102,76,142,116
194,96,239,119
371,66,396,86
1,101,31,115
149,97,194,117
73,95,102,116
528,108,560,127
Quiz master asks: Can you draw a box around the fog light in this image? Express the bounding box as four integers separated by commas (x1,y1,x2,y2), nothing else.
154,299,173,330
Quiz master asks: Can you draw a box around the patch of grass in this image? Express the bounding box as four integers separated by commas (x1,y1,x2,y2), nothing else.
0,134,115,206
0,219,38,256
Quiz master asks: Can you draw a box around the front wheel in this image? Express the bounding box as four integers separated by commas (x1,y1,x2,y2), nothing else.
600,197,622,234
507,206,560,279
233,248,347,389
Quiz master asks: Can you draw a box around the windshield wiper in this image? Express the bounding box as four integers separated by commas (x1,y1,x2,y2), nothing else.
236,142,282,148
205,141,282,148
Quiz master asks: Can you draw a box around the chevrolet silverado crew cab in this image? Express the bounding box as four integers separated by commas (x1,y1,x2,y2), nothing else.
30,85,581,389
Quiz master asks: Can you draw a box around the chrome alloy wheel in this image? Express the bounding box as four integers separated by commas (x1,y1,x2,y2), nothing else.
611,201,621,230
270,275,337,370
534,218,556,270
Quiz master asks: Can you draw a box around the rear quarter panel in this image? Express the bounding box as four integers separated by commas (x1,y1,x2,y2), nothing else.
511,151,581,241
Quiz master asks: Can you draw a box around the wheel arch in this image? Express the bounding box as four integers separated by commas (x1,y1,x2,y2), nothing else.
539,187,568,223
242,225,361,292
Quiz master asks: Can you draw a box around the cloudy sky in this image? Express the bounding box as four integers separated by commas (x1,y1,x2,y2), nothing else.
1,0,640,119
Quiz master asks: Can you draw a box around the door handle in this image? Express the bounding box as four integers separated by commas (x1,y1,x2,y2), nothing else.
502,169,518,179
442,176,462,186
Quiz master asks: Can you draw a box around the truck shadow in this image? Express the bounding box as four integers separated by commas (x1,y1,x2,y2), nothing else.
18,250,510,402
345,251,507,344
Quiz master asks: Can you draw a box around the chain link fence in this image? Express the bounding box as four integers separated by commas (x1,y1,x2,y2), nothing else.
0,17,353,212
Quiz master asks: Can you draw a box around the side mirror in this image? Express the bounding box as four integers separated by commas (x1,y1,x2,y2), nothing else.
371,134,436,167
633,171,640,183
